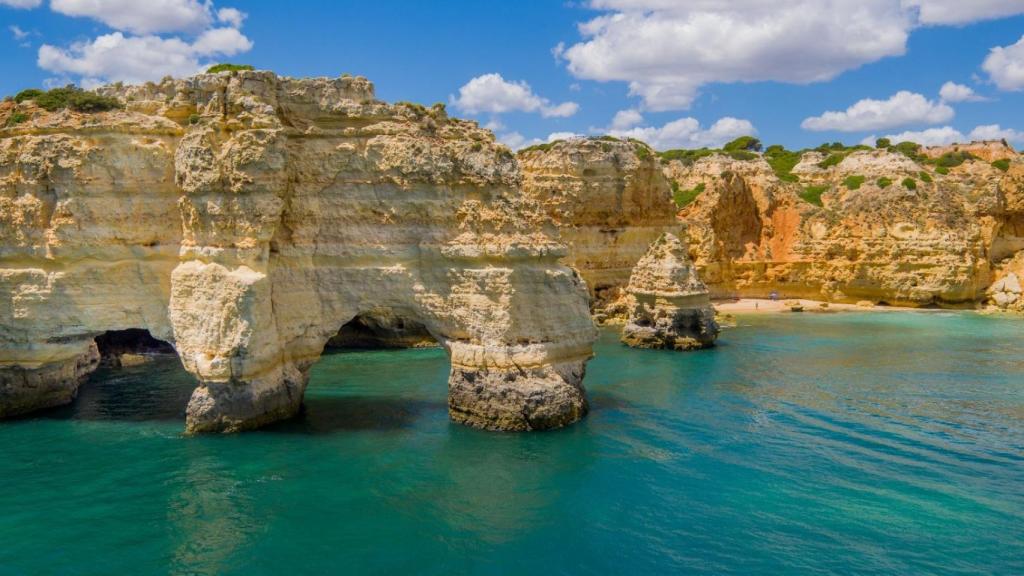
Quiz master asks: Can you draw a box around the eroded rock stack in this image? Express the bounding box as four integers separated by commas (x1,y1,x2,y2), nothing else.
0,71,597,432
621,233,718,350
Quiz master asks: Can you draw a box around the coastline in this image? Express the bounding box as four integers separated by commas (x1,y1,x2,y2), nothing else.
713,298,952,315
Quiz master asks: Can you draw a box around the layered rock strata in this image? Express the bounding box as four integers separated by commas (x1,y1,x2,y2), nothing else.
666,142,1024,308
621,233,718,350
0,71,596,432
518,138,681,318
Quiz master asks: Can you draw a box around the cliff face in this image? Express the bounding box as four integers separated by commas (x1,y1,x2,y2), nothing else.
666,142,1024,308
518,139,680,317
0,72,596,432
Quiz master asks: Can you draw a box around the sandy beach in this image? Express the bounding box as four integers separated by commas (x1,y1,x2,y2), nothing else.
713,298,928,315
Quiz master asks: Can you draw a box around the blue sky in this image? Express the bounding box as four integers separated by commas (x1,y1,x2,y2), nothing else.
3,1,1024,151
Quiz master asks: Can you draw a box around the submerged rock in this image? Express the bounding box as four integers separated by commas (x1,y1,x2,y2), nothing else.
0,71,596,433
621,233,718,350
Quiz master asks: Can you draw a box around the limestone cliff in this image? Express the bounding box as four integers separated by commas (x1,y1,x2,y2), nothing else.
518,138,680,319
0,71,596,432
621,233,718,350
665,142,1024,308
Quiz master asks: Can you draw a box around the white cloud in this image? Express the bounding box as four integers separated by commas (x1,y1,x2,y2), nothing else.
608,116,756,150
879,126,965,146
902,0,1024,25
938,81,985,102
560,1,1024,111
801,91,953,132
983,35,1024,91
968,124,1024,144
451,73,579,118
9,25,28,40
610,109,643,130
561,1,911,110
49,0,218,34
0,0,42,8
217,7,246,28
38,30,251,85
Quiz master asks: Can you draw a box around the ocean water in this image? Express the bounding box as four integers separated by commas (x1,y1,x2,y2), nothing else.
1,312,1022,575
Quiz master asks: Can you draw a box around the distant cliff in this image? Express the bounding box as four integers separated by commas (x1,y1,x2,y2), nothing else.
663,141,1024,311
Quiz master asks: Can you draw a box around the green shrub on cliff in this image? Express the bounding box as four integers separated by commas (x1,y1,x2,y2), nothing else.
32,86,121,113
4,111,28,127
723,136,762,152
207,63,254,73
935,151,975,168
658,147,716,165
630,139,653,161
764,145,801,182
877,177,893,188
800,185,828,206
935,166,950,175
843,175,866,190
818,153,846,169
875,137,891,149
13,89,43,103
902,177,917,190
672,181,705,208
992,159,1011,172
919,171,933,183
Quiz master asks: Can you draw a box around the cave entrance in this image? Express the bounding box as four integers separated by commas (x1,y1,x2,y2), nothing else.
325,312,439,350
94,328,177,367
298,310,450,432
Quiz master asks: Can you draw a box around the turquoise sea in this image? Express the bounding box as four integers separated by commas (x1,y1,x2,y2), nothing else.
1,312,1022,575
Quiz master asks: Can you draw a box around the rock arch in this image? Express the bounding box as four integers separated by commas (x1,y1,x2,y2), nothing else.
0,71,596,433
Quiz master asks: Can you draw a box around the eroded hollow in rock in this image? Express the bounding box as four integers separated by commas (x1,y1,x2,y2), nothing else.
325,313,439,350
94,329,176,368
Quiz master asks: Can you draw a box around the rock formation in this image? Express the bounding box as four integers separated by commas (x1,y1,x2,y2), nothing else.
621,233,718,350
0,71,596,432
518,138,680,319
665,141,1024,308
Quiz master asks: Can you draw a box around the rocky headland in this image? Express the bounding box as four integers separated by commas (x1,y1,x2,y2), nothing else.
0,71,597,432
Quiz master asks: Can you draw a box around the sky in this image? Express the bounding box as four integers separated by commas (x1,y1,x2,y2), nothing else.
3,0,1024,151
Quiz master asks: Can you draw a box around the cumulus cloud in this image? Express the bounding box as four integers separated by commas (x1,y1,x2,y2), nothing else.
36,0,252,86
217,7,246,28
902,0,1024,25
610,109,644,130
982,35,1024,91
50,0,214,35
866,123,1024,147
451,73,579,118
968,124,1024,144
497,131,582,151
38,30,251,85
801,91,953,132
876,126,965,146
938,81,985,102
0,0,42,8
559,1,1024,111
608,116,756,150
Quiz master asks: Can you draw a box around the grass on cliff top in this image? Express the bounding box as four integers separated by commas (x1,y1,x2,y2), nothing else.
877,177,893,189
843,175,866,190
992,159,1011,172
672,181,705,208
800,185,828,207
902,177,917,190
9,85,121,113
207,63,254,73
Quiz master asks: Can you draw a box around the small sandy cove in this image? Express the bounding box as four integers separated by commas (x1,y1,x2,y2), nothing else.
713,298,925,315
